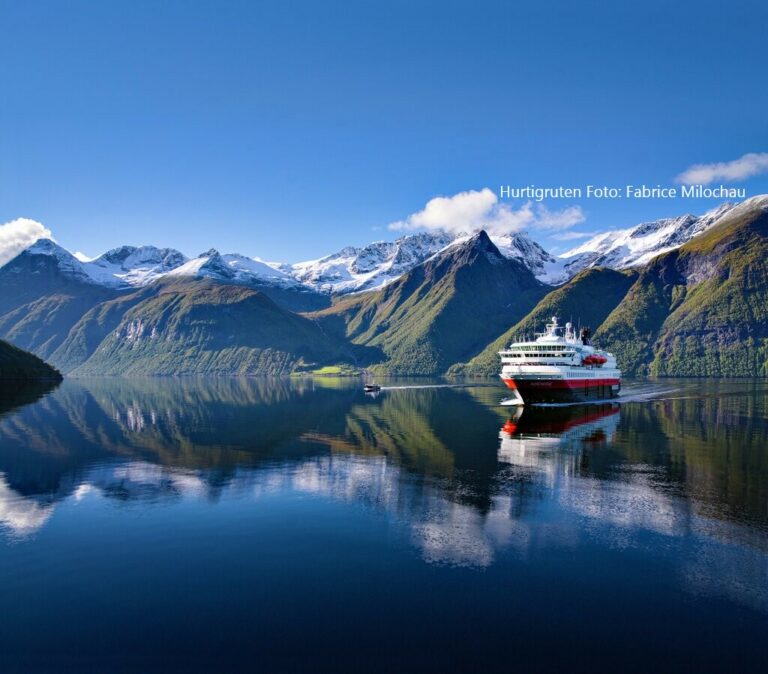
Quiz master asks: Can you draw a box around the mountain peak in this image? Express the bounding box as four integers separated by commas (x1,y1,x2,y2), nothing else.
5,237,100,286
465,230,504,259
25,238,70,256
99,245,139,263
87,245,189,287
446,230,505,264
291,231,454,294
22,238,86,270
469,229,493,245
431,230,511,271
165,250,297,287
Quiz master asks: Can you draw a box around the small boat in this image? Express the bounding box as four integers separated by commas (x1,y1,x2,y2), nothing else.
363,384,381,393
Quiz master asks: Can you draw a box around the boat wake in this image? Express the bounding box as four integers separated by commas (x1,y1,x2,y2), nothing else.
537,387,679,407
381,384,473,391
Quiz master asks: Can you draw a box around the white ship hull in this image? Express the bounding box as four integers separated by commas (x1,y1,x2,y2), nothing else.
500,367,621,404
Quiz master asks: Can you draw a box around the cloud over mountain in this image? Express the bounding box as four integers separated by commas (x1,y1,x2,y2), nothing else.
0,218,54,266
676,152,768,185
388,188,585,236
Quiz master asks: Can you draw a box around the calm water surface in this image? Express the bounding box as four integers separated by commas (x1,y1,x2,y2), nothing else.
0,377,766,672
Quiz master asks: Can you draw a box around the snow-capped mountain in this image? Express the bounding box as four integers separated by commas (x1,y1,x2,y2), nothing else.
8,242,297,290
482,232,561,283
290,232,455,294
290,230,559,293
10,241,191,288
4,198,760,294
557,202,737,280
21,239,98,284
166,249,298,286
10,232,556,294
85,245,188,287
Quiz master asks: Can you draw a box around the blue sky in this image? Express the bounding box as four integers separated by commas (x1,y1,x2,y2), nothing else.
1,0,767,261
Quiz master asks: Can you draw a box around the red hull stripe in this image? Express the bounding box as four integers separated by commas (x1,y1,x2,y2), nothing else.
503,378,619,390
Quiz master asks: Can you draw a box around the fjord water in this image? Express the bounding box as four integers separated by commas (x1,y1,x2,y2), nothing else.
0,379,766,672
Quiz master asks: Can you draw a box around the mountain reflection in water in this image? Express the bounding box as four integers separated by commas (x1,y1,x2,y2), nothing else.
0,377,767,671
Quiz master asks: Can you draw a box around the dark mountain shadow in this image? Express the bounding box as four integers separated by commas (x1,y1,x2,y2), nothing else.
0,379,61,419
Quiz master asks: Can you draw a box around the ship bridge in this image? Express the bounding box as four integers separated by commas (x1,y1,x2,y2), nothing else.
499,317,592,365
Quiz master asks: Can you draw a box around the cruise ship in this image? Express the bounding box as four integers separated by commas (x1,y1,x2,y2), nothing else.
499,317,621,404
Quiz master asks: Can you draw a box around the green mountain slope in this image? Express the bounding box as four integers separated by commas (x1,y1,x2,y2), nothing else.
590,256,685,375
0,339,62,380
0,244,121,360
454,267,637,375
70,279,361,375
49,285,165,373
596,196,768,376
311,231,548,375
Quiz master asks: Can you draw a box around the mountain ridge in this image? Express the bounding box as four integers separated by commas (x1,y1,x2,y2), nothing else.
595,195,768,376
2,198,750,296
1,196,767,378
557,202,736,280
67,278,365,376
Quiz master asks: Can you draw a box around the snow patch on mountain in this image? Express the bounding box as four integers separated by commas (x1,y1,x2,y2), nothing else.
7,197,762,293
22,239,97,283
84,246,188,287
166,249,298,286
290,230,563,293
557,202,737,279
490,232,562,283
17,240,190,288
290,232,455,294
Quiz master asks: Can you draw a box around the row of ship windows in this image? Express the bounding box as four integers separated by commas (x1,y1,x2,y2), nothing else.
504,353,573,358
509,345,571,351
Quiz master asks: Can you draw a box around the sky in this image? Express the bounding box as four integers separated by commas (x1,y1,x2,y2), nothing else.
1,0,767,262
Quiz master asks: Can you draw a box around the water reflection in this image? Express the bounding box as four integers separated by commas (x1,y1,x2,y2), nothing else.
0,378,767,605
498,403,620,471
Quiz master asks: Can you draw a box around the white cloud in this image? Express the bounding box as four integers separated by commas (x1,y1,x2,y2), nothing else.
389,188,585,236
0,218,54,266
676,152,768,185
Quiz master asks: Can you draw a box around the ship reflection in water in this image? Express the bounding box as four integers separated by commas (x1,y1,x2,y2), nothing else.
0,378,767,671
498,403,620,470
